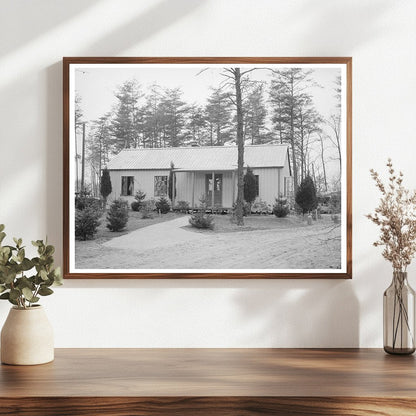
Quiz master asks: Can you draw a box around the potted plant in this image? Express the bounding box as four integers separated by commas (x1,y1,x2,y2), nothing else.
0,224,62,365
367,160,416,354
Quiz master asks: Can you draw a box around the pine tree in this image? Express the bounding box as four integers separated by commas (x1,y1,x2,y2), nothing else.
185,104,207,145
106,199,129,231
270,69,319,193
131,190,146,211
205,87,233,145
155,196,171,214
159,88,187,147
295,176,318,214
168,161,175,201
245,85,268,144
111,80,143,151
243,166,257,212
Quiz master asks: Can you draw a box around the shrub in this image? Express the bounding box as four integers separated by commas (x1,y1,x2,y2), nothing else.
329,192,341,214
175,200,190,213
168,161,176,200
155,196,170,214
75,208,100,240
141,199,156,219
100,169,112,208
131,190,146,212
251,199,271,215
75,193,101,211
106,199,129,232
243,166,257,211
273,197,290,218
295,176,318,214
232,201,251,216
189,212,214,229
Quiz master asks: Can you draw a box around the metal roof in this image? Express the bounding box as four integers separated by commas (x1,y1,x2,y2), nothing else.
107,145,289,171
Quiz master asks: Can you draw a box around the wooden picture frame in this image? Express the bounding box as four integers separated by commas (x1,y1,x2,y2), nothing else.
63,57,352,279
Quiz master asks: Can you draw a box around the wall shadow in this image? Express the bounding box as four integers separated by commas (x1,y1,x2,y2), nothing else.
231,279,359,347
0,0,101,56
290,0,393,53
82,0,205,55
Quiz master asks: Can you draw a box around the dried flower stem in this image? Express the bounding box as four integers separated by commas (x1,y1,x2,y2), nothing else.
366,159,416,272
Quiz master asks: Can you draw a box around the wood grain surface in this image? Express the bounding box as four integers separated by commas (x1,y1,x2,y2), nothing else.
0,348,415,415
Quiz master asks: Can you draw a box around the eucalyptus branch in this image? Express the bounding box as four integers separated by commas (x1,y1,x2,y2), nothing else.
0,225,62,309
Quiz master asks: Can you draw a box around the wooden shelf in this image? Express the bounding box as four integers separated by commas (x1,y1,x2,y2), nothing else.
1,348,415,415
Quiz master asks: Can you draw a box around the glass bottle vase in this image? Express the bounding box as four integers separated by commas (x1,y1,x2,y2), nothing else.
383,271,415,355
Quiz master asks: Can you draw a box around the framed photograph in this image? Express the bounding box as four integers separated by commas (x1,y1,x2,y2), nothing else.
63,57,352,279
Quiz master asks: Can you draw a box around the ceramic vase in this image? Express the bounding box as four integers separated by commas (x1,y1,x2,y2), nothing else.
1,305,54,365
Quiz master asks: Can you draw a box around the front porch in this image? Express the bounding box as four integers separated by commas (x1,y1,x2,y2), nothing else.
172,169,237,209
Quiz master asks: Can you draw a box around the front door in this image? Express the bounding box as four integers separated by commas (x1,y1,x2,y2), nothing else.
205,174,223,207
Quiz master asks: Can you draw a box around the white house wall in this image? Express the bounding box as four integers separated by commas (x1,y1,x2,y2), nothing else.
109,167,289,208
108,169,170,203
252,167,284,207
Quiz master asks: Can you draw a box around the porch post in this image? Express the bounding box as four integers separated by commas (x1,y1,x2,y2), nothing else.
211,171,215,209
192,171,195,209
172,172,176,208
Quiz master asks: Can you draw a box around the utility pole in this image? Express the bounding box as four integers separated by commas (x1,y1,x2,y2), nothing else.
75,125,79,194
81,122,86,194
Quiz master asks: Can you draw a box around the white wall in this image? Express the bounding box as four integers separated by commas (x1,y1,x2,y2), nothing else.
1,0,415,348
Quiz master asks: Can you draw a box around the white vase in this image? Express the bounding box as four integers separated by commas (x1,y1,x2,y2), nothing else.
1,305,54,365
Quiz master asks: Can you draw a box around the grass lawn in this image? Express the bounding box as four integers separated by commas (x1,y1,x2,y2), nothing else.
92,210,186,243
183,213,311,234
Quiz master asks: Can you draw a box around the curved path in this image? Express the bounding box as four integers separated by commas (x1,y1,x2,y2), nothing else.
103,216,207,251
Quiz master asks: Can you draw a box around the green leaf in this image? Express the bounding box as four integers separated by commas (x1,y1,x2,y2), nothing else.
22,287,34,301
20,258,33,271
39,269,48,281
38,287,53,296
0,232,6,244
45,245,55,256
0,224,5,232
0,287,7,295
2,271,17,285
17,276,35,290
9,288,21,301
17,248,25,263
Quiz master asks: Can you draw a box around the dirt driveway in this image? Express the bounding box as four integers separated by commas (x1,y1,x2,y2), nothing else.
75,215,341,270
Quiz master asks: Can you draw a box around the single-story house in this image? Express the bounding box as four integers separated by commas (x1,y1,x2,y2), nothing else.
106,144,292,209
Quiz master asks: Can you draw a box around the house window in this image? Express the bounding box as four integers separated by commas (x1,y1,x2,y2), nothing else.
254,175,259,197
121,176,134,196
154,176,168,196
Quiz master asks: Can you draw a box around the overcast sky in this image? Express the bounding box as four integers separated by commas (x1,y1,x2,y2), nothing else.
74,64,342,123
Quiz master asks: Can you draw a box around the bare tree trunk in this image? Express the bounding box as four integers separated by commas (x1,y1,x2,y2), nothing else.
289,79,298,193
234,68,245,226
319,134,328,192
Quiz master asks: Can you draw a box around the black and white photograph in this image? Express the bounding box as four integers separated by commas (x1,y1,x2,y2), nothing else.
64,58,351,278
